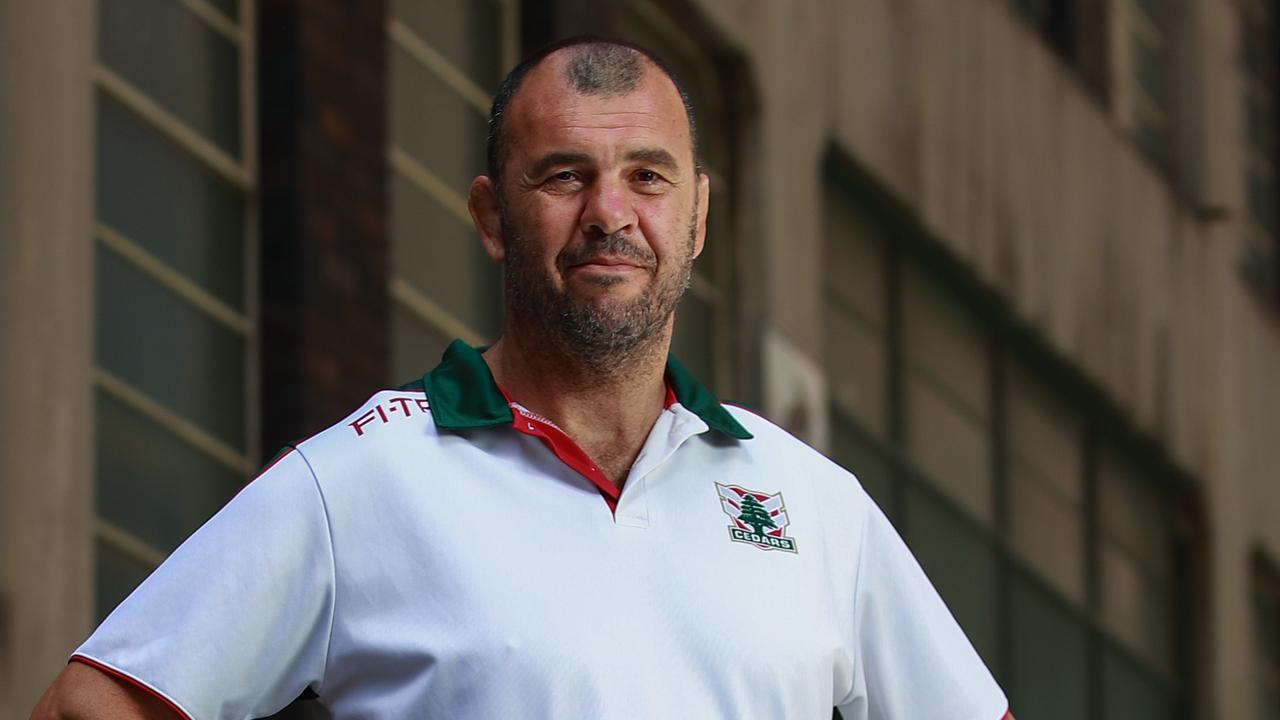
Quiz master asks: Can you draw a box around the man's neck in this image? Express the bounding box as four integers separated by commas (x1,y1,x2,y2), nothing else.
481,324,671,489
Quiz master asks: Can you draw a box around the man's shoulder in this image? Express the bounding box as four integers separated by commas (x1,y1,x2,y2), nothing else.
717,402,874,496
718,403,822,458
291,384,440,461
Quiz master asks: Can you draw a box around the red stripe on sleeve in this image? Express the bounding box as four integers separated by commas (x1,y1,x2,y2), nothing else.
68,655,193,720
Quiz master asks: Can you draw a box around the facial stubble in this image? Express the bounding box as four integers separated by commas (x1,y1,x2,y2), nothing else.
499,206,699,373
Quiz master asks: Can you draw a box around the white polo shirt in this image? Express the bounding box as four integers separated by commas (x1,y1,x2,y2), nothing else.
74,340,1008,720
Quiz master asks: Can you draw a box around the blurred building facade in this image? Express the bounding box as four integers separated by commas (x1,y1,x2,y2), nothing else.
2,0,1279,718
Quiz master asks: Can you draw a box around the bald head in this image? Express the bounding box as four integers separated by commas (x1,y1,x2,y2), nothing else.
562,42,644,95
485,37,700,189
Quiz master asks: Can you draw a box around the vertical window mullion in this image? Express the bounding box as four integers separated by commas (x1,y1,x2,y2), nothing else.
240,0,260,466
885,245,909,527
991,341,1014,689
1083,425,1104,720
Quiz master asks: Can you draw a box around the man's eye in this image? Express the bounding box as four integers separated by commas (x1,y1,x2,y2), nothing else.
551,171,577,182
634,170,659,183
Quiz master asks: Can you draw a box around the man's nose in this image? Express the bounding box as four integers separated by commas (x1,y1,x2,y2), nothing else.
579,177,637,238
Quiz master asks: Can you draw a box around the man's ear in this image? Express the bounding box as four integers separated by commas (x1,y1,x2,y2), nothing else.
693,171,710,259
469,175,505,262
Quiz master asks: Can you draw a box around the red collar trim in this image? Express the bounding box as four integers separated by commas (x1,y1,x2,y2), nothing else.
497,381,676,514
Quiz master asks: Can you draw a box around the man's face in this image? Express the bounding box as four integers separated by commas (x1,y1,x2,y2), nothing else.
491,55,708,357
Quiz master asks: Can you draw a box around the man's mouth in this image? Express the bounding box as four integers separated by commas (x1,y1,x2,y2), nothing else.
573,257,641,269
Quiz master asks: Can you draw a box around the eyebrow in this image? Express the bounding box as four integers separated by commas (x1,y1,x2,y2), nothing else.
525,151,592,180
625,148,680,174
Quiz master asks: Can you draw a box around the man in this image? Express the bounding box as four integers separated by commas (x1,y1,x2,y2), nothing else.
34,38,1012,719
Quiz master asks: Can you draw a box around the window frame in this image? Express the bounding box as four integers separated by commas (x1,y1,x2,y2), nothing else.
1239,0,1280,306
91,0,259,616
385,0,520,379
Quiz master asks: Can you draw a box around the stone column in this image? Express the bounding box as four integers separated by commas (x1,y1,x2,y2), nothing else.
0,0,97,713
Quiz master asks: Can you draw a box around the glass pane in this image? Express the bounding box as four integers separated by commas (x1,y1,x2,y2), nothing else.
1007,360,1085,604
1102,645,1175,720
389,173,502,339
208,0,238,22
1255,563,1280,665
697,181,730,289
1009,461,1085,605
1260,672,1280,720
97,390,245,554
902,264,989,418
1099,452,1173,582
905,375,992,525
1136,114,1171,170
99,0,242,157
96,245,246,449
1009,571,1089,720
1013,0,1050,28
672,292,715,387
1007,362,1083,502
1098,447,1176,679
1249,170,1277,234
906,484,999,664
391,0,503,90
390,43,488,193
391,301,453,386
1133,0,1164,26
95,537,155,622
97,92,245,309
1102,542,1176,681
824,188,888,329
1133,32,1168,107
1246,93,1274,156
825,308,888,441
829,409,893,509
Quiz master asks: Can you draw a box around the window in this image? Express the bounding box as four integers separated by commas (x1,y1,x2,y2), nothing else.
92,0,257,619
1241,0,1279,302
1012,0,1076,58
1009,0,1111,104
822,153,1196,718
1254,553,1280,719
1127,0,1174,169
824,192,892,506
386,0,517,381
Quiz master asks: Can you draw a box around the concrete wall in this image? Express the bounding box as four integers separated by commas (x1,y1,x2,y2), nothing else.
690,0,1280,716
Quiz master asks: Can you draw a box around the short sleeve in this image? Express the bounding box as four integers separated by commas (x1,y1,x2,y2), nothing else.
836,499,1008,720
73,448,337,720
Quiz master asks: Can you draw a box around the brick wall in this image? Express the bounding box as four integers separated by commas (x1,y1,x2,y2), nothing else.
259,0,390,456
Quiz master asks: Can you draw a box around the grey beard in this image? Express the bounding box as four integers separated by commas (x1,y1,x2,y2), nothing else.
500,220,696,373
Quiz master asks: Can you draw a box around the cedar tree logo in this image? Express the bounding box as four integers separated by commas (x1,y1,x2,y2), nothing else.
715,483,797,553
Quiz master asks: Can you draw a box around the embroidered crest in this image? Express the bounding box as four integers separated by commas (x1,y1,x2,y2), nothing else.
715,483,798,553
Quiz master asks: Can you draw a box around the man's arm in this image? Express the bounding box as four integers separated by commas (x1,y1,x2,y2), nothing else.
31,662,183,720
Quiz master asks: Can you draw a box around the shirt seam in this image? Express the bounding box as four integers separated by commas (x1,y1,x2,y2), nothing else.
290,445,337,699
838,495,874,709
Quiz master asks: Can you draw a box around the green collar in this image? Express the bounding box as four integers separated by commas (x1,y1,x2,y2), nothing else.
421,339,752,439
